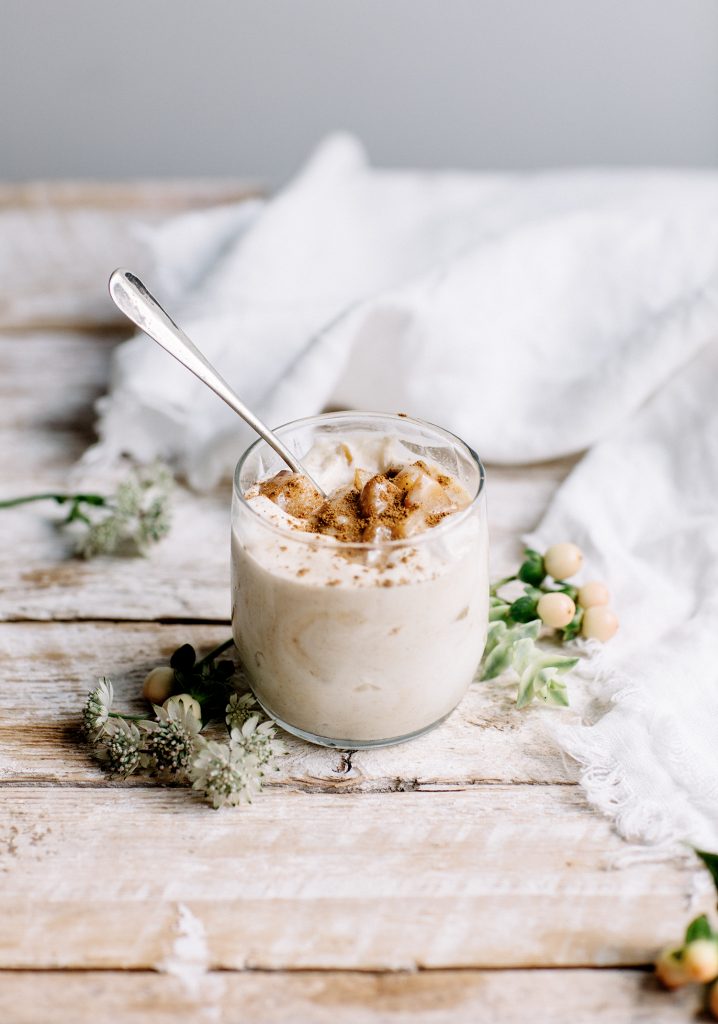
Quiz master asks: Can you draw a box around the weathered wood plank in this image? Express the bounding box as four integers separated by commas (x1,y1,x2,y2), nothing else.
0,788,708,971
0,621,576,788
0,331,577,621
0,969,702,1024
0,182,260,331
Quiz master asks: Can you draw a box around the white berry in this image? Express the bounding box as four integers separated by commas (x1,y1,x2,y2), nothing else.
544,543,583,580
537,592,576,629
581,605,619,642
142,666,175,704
578,581,610,609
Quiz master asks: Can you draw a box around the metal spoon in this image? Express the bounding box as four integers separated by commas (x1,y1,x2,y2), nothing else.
108,269,325,494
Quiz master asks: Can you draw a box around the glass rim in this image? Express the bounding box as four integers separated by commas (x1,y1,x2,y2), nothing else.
233,410,486,551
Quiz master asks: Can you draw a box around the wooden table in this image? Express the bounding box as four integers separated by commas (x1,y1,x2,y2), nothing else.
0,184,708,1023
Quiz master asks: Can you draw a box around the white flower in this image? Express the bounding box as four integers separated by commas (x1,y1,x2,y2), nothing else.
99,718,144,777
147,699,201,775
225,692,260,731
190,736,263,809
231,717,285,769
82,677,114,738
76,463,173,558
164,693,202,723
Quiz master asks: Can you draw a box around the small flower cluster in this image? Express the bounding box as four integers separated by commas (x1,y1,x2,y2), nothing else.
481,542,618,707
0,462,173,558
655,850,718,1018
76,463,173,558
81,639,285,809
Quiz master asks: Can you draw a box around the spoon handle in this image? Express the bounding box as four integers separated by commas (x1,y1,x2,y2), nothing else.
108,269,324,492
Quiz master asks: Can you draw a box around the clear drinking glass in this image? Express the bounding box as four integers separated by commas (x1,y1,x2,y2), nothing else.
231,412,488,748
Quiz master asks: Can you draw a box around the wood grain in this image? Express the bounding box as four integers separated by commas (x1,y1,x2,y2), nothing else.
0,621,576,787
0,181,261,331
0,788,708,971
0,970,702,1024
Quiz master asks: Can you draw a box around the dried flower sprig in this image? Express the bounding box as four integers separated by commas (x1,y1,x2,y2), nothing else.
481,542,617,707
655,849,718,1017
81,639,285,808
0,463,172,558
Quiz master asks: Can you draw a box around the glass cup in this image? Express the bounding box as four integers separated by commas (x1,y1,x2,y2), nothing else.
231,412,488,748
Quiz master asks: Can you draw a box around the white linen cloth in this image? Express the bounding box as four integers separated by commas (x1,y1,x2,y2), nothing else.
90,136,718,846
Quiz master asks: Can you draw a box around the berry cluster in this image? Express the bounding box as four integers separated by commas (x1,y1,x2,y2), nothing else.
492,542,619,644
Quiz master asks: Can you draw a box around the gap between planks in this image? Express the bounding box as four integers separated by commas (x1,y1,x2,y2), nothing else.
0,968,702,1024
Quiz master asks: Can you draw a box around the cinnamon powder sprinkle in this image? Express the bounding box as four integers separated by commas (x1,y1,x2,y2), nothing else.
258,459,470,543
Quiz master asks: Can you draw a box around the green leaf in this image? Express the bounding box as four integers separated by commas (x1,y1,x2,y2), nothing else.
479,615,575,709
171,644,197,671
489,605,511,622
489,598,512,622
685,913,714,944
509,595,539,623
512,637,540,676
517,549,546,587
542,677,570,707
511,620,542,642
481,644,514,680
516,674,535,708
515,651,577,709
483,620,507,656
695,849,718,898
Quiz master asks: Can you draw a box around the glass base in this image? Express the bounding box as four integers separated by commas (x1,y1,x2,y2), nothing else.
253,697,454,750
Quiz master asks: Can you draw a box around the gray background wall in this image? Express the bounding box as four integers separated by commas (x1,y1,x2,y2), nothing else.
2,0,717,185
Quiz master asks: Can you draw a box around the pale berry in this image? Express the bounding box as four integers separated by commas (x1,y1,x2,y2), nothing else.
544,542,584,580
142,666,175,704
682,939,718,983
581,605,619,642
578,581,610,609
655,948,689,989
537,591,576,629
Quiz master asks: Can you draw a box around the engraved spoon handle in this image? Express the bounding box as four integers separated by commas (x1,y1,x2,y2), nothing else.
108,269,325,494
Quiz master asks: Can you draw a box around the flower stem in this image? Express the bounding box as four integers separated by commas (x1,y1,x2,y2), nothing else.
195,637,235,669
0,492,107,510
490,575,517,596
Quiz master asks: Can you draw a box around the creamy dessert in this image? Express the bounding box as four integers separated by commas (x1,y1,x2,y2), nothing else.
231,415,488,747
